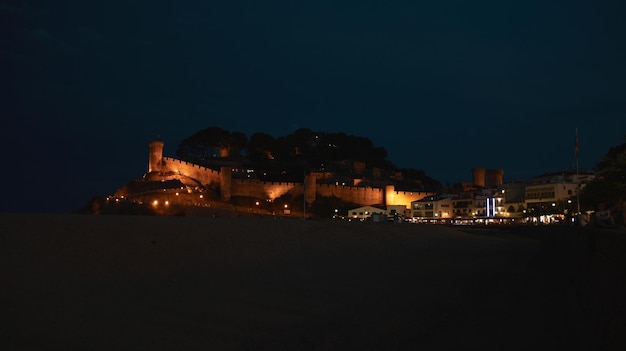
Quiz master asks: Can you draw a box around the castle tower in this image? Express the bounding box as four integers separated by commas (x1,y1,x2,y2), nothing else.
385,184,396,206
148,140,164,173
305,173,317,204
472,168,486,187
220,166,232,201
485,169,504,187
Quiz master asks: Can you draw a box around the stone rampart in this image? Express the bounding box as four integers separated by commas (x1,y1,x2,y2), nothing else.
386,188,435,207
231,179,303,200
316,183,384,206
158,156,434,208
161,157,221,185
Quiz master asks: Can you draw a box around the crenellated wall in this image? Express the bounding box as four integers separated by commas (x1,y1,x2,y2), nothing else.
231,179,303,200
147,143,435,209
161,157,221,186
316,183,384,206
158,158,433,208
386,187,435,207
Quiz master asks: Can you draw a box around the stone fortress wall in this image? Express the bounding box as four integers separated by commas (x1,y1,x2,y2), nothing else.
161,157,221,186
149,140,434,208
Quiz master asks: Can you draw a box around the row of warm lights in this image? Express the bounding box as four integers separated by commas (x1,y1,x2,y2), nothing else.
150,196,289,207
106,196,126,203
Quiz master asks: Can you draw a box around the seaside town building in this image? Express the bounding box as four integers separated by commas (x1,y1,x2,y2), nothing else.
431,169,595,225
524,170,595,224
347,206,387,221
411,195,454,223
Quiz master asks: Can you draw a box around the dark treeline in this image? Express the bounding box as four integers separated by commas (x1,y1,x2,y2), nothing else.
175,126,442,192
580,136,626,211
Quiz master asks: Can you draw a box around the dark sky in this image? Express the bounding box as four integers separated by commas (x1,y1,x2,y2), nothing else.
2,0,625,213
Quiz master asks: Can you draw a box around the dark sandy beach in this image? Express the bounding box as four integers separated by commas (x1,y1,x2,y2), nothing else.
2,214,624,350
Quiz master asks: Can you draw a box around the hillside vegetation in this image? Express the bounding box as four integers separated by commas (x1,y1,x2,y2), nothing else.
175,126,442,192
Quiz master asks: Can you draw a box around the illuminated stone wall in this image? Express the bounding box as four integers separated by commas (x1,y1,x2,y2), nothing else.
316,184,384,206
231,179,303,201
230,175,320,204
385,185,435,207
153,154,433,208
161,157,221,186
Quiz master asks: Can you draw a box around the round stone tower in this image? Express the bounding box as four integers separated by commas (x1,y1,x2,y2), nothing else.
148,140,164,173
472,168,486,187
485,169,504,187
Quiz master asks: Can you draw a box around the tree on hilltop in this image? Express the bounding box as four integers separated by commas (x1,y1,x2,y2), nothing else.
580,136,626,209
174,126,440,187
248,132,276,160
176,127,248,162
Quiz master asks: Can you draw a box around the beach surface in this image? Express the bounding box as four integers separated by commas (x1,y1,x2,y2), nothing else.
2,214,621,350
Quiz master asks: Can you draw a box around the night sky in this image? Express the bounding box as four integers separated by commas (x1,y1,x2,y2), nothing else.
2,0,625,213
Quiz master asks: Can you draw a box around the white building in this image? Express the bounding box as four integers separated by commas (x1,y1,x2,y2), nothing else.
524,170,595,223
348,206,386,221
450,189,508,224
411,196,454,222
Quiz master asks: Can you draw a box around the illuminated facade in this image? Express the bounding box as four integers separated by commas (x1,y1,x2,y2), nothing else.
523,170,594,223
449,189,507,221
411,195,454,221
348,206,386,220
128,140,435,212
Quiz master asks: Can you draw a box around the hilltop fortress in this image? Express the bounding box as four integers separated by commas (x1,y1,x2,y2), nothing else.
116,140,436,213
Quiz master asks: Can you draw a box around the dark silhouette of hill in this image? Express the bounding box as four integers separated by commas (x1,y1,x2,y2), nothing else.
175,126,443,192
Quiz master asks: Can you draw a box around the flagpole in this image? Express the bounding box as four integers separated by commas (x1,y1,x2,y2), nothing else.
575,128,580,215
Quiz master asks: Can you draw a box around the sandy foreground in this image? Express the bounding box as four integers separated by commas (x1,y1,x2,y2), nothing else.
0,214,616,350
